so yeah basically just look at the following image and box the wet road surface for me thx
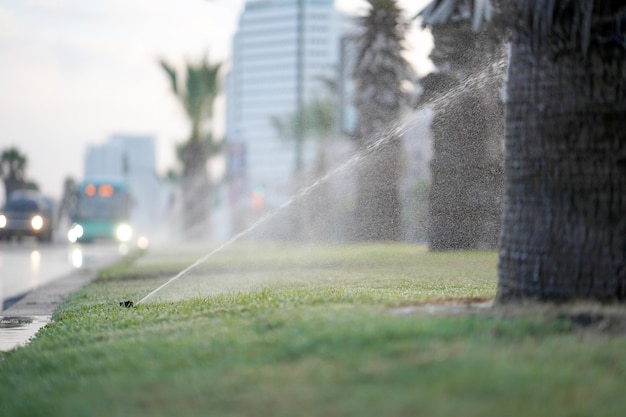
[0,239,125,351]
[0,239,123,308]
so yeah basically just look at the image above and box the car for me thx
[0,190,54,242]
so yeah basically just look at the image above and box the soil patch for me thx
[389,298,626,335]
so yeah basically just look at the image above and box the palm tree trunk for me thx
[353,135,404,241]
[423,19,506,251]
[497,38,626,301]
[182,139,211,238]
[428,86,504,250]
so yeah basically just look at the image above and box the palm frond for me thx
[353,0,415,138]
[202,63,221,110]
[185,64,204,122]
[418,0,495,31]
[314,74,338,94]
[426,0,457,26]
[416,0,439,22]
[271,115,293,140]
[472,0,493,31]
[160,54,222,150]
[368,0,400,11]
[159,59,179,95]
[510,0,626,55]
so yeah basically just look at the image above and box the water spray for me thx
[120,124,407,308]
[119,57,508,308]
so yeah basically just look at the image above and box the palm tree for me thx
[160,56,221,238]
[351,0,416,241]
[417,0,506,251]
[271,77,337,177]
[271,89,338,241]
[0,147,28,200]
[497,1,626,301]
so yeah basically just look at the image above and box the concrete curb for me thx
[0,246,126,352]
[0,269,99,352]
[1,268,98,316]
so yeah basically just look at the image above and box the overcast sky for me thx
[0,0,433,200]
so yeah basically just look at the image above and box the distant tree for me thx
[352,0,416,241]
[271,78,337,177]
[0,147,28,200]
[418,0,506,251]
[497,0,626,302]
[160,56,222,238]
[271,87,338,241]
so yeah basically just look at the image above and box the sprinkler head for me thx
[120,300,135,308]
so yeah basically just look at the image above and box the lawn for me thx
[1,242,625,417]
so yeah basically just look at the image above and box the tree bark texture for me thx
[424,22,506,251]
[182,140,212,239]
[350,1,412,242]
[428,83,504,250]
[497,37,626,301]
[353,135,404,241]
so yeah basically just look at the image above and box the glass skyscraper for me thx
[226,0,340,208]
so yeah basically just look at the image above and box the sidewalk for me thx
[1,242,234,351]
[0,242,128,352]
[0,268,99,351]
[1,267,98,316]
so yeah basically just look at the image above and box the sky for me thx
[0,0,433,200]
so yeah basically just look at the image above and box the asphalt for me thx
[1,267,98,316]
[0,253,117,352]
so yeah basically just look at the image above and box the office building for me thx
[226,0,342,207]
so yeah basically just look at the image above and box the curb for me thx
[1,268,98,316]
[0,269,99,352]
[0,246,128,352]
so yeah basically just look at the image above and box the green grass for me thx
[1,242,625,417]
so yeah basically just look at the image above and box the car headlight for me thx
[67,223,84,243]
[137,236,150,250]
[31,215,44,231]
[0,214,6,228]
[115,223,133,242]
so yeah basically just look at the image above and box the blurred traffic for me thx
[0,176,150,310]
[0,189,54,243]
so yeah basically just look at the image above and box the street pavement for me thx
[0,246,123,352]
[0,241,211,351]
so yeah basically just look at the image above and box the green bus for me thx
[67,178,134,243]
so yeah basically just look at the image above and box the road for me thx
[0,238,124,310]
